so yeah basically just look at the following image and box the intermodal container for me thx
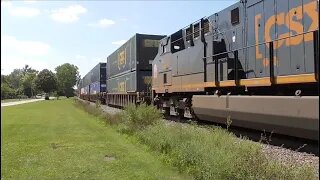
[81,62,107,93]
[107,33,165,79]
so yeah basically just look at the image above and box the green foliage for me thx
[2,63,79,100]
[138,123,316,180]
[119,103,163,133]
[21,72,37,98]
[74,100,316,180]
[6,69,23,89]
[55,63,80,97]
[1,82,15,99]
[34,69,57,93]
[1,74,8,84]
[1,65,39,99]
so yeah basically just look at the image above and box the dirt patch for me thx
[104,155,116,162]
[50,143,67,149]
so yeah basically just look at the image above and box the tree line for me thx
[1,63,80,100]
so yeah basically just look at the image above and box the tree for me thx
[1,74,7,84]
[34,69,57,94]
[55,63,80,98]
[6,69,23,89]
[22,72,37,98]
[22,64,38,75]
[1,83,15,99]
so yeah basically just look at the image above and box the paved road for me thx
[1,97,54,107]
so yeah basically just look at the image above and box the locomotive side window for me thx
[186,27,192,41]
[164,44,168,53]
[203,19,210,34]
[194,23,200,38]
[171,30,185,53]
[231,7,239,25]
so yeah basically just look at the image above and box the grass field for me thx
[1,99,189,179]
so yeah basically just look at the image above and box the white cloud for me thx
[1,35,50,56]
[1,1,41,17]
[1,1,12,9]
[88,18,115,28]
[9,6,41,17]
[75,55,85,59]
[24,0,37,3]
[1,55,49,75]
[65,56,102,78]
[112,40,126,45]
[50,5,87,23]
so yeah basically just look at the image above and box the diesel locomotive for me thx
[79,0,319,140]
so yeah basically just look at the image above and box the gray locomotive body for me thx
[152,0,319,140]
[106,33,165,107]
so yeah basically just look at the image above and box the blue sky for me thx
[1,0,237,77]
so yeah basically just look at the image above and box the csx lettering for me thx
[256,0,318,52]
[118,81,126,92]
[118,50,126,67]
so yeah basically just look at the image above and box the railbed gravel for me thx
[100,104,122,115]
[77,99,319,177]
[260,143,319,177]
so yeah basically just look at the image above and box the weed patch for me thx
[119,103,162,134]
[74,98,316,180]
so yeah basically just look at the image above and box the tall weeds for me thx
[73,98,316,180]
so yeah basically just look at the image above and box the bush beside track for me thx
[74,99,317,180]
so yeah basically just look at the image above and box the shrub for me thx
[119,103,163,133]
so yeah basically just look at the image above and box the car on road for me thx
[45,93,49,100]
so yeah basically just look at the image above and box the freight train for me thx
[79,63,107,103]
[79,0,319,140]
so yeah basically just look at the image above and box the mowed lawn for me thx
[1,99,188,179]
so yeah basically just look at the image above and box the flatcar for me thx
[152,0,319,140]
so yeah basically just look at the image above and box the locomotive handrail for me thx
[170,19,210,45]
[169,26,318,53]
[203,29,319,60]
[180,17,206,30]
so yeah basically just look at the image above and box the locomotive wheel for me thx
[163,107,170,118]
[177,108,185,121]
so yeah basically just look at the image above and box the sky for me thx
[1,0,237,78]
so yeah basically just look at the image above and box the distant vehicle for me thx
[45,93,49,100]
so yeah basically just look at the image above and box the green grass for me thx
[138,123,316,180]
[1,99,189,179]
[77,100,315,180]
